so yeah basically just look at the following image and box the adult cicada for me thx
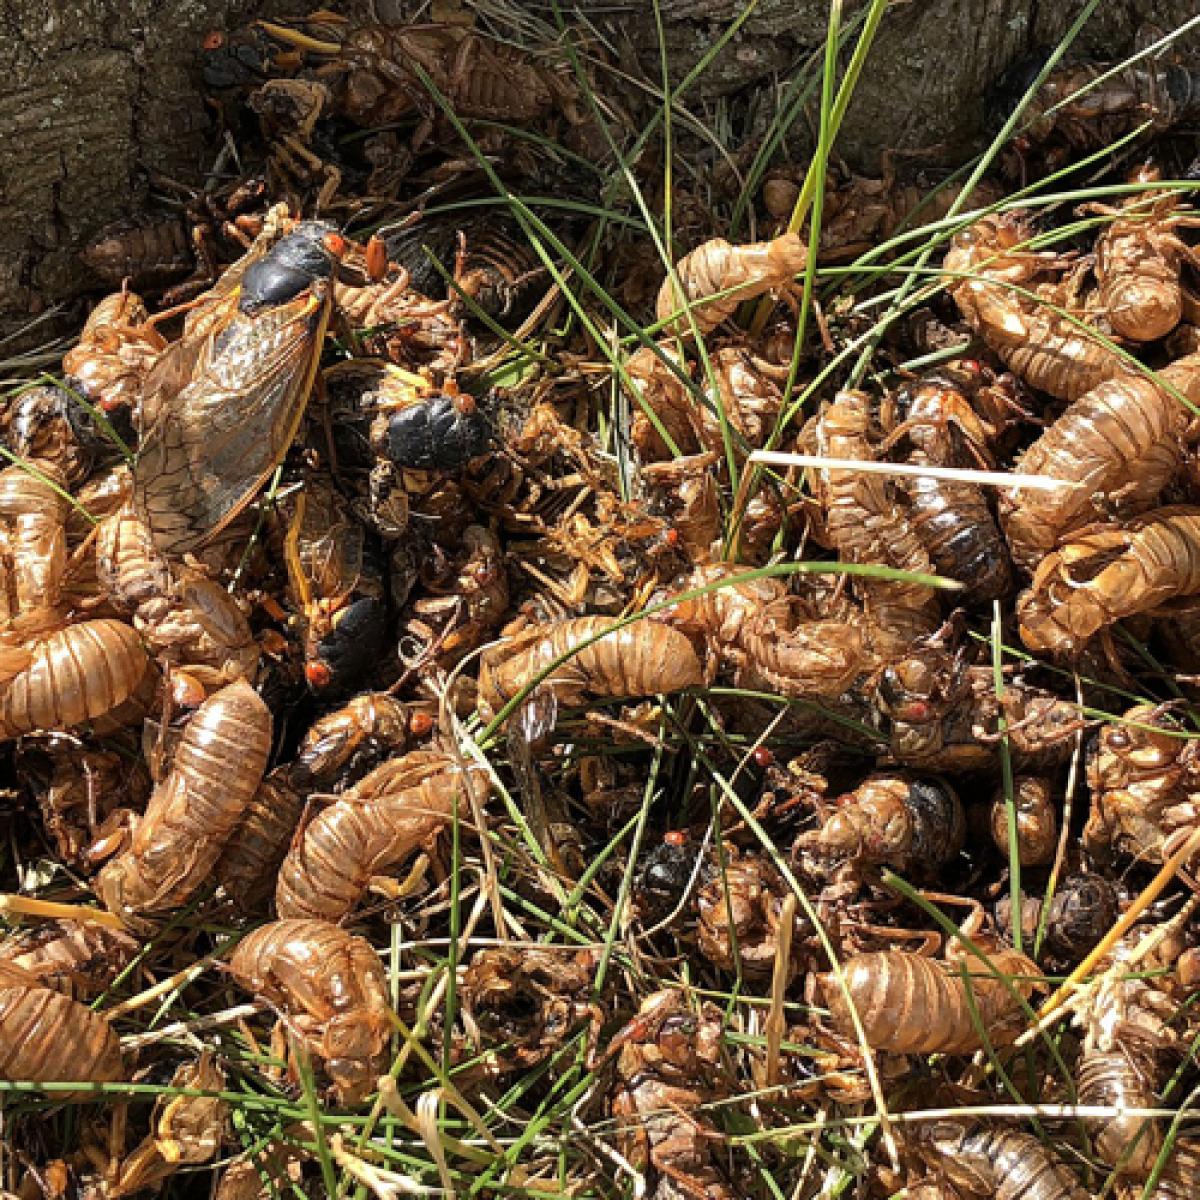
[284,474,388,697]
[133,217,345,558]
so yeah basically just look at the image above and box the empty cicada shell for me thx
[62,290,166,415]
[1084,705,1200,864]
[0,920,138,1000]
[275,752,489,922]
[96,679,272,924]
[477,616,703,727]
[696,849,809,980]
[608,990,733,1200]
[796,773,965,878]
[115,1053,229,1195]
[820,946,1041,1054]
[0,961,124,1084]
[229,919,394,1104]
[656,232,806,336]
[944,211,1125,402]
[989,776,1057,866]
[917,1120,1090,1200]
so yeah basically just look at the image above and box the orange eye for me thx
[409,712,435,737]
[305,660,334,688]
[323,232,348,259]
[202,30,225,50]
[664,830,688,847]
[664,528,681,548]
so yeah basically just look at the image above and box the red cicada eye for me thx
[961,358,983,374]
[901,700,931,722]
[664,830,688,847]
[202,29,225,51]
[444,381,475,415]
[323,232,348,260]
[752,746,774,767]
[664,528,682,548]
[305,660,334,689]
[409,712,434,737]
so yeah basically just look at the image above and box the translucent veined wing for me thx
[134,285,332,556]
[284,479,366,608]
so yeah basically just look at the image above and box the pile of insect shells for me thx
[1,9,1200,1200]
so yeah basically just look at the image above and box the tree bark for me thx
[573,0,1198,165]
[0,0,304,345]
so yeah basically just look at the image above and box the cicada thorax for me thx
[374,391,493,471]
[239,222,345,313]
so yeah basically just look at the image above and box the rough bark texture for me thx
[578,0,1199,166]
[1,0,1195,342]
[0,0,305,343]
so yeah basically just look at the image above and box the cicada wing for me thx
[134,287,331,557]
[286,478,366,606]
[303,517,366,603]
[136,221,294,425]
[136,313,224,434]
